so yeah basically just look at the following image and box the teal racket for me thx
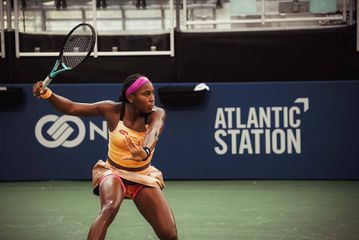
[42,23,96,88]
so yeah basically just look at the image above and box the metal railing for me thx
[6,0,358,57]
[13,0,175,58]
[0,0,4,58]
[182,0,351,31]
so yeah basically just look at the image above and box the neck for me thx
[125,103,143,122]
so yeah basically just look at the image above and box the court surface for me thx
[0,180,358,240]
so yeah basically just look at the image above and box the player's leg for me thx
[134,187,178,240]
[87,175,126,240]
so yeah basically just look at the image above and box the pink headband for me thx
[125,76,150,96]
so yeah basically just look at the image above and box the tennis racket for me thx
[42,23,96,89]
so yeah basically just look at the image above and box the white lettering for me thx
[272,129,286,154]
[224,107,236,128]
[213,99,308,156]
[214,129,228,155]
[289,106,301,128]
[251,129,263,154]
[239,130,253,154]
[228,129,240,154]
[272,107,282,128]
[258,107,271,128]
[265,129,271,154]
[215,108,227,129]
[287,129,301,154]
[236,107,246,128]
[247,108,259,128]
[283,107,288,128]
[90,121,108,140]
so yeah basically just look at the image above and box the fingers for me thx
[33,81,45,98]
[125,136,142,150]
[125,136,135,149]
[123,137,147,161]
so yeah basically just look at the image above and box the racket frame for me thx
[42,23,96,88]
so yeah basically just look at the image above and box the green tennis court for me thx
[1,180,358,240]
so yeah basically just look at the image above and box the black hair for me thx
[119,73,143,102]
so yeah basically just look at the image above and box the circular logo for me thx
[35,114,86,148]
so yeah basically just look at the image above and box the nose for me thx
[149,93,155,103]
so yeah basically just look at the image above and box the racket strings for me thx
[62,26,95,68]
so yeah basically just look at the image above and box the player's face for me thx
[133,82,155,113]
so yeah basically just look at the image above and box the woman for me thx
[33,74,178,240]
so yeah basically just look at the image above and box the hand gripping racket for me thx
[42,23,96,88]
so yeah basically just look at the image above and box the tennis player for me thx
[33,74,178,240]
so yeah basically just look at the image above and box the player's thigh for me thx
[99,175,125,208]
[134,187,176,227]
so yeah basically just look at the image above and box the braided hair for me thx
[119,73,143,103]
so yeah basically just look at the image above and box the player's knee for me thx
[158,225,177,240]
[101,200,120,219]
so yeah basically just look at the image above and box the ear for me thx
[127,95,134,104]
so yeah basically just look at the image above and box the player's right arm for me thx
[32,81,114,117]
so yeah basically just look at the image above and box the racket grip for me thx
[42,76,53,89]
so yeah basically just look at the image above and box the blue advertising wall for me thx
[0,81,358,180]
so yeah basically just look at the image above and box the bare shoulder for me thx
[152,106,166,118]
[153,106,165,113]
[96,100,119,110]
[93,100,122,117]
[96,100,117,106]
[147,106,166,124]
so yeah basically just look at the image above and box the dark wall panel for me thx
[1,25,359,83]
[11,56,176,83]
[0,58,7,83]
[175,25,359,82]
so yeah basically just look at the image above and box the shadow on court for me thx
[0,181,358,240]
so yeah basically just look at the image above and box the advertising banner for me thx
[0,81,358,180]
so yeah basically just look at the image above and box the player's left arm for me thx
[144,107,166,151]
[122,107,166,162]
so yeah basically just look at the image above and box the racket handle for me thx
[42,76,53,89]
